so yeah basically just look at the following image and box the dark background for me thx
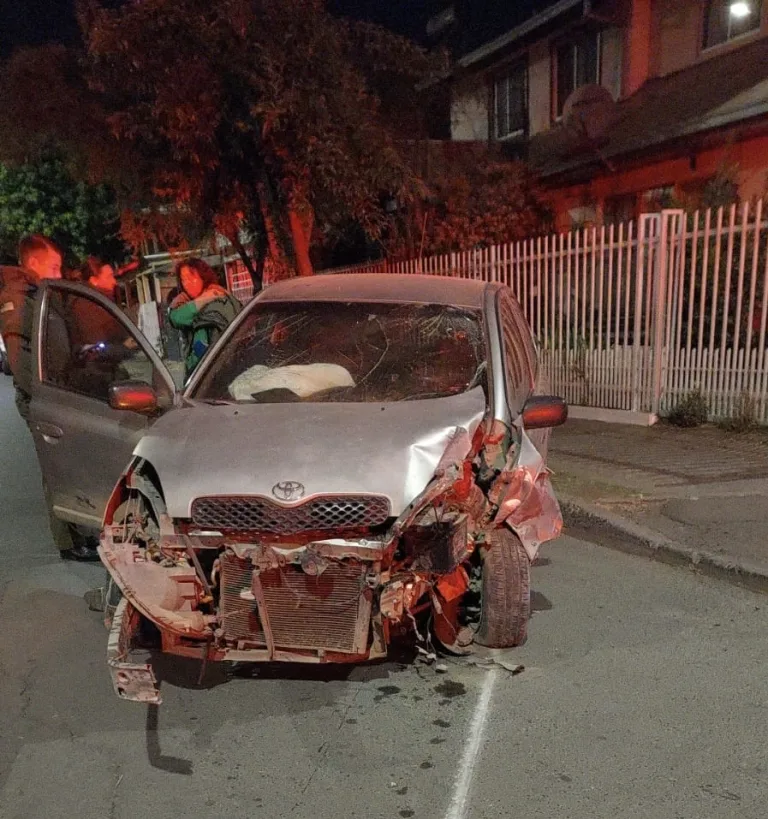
[0,0,443,56]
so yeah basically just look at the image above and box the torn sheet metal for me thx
[493,431,563,561]
[402,412,482,506]
[99,538,210,637]
[107,598,161,704]
[469,657,526,675]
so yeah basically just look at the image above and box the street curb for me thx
[559,495,768,596]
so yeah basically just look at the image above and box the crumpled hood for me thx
[135,388,487,519]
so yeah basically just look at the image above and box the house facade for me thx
[434,0,768,229]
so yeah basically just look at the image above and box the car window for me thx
[192,301,488,404]
[498,292,534,413]
[42,289,171,404]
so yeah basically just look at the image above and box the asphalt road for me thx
[1,376,767,819]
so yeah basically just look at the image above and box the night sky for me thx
[0,0,443,57]
[0,0,77,56]
[1,0,546,59]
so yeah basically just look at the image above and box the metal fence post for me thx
[649,213,668,416]
[650,210,685,416]
[633,215,655,411]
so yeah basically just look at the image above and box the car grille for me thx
[191,495,391,535]
[218,553,370,653]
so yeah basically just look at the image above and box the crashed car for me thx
[28,274,566,703]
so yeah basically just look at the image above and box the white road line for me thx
[446,669,498,819]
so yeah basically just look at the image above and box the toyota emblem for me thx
[271,481,306,502]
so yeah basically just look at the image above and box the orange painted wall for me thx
[624,0,652,96]
[547,133,768,230]
[650,0,701,77]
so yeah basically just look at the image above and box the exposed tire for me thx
[474,528,530,648]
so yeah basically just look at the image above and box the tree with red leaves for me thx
[0,0,441,287]
[392,143,553,259]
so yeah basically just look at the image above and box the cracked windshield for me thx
[193,302,488,403]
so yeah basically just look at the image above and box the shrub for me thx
[718,392,758,433]
[666,391,709,428]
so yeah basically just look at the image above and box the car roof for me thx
[256,273,494,309]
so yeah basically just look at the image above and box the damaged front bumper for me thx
[107,597,162,704]
[100,527,390,670]
[99,423,563,703]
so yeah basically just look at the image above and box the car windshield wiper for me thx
[402,390,460,401]
[187,398,234,406]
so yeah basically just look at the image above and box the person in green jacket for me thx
[168,258,241,377]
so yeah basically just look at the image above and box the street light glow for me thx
[730,2,752,18]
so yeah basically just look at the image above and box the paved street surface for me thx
[551,420,768,573]
[551,419,768,499]
[2,376,768,819]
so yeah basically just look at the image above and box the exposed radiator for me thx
[218,552,371,654]
[219,554,263,643]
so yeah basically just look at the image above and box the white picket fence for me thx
[322,203,768,423]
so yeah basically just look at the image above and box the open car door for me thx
[28,281,177,529]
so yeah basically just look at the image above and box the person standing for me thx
[0,236,95,559]
[169,258,241,377]
[69,257,128,348]
[82,256,118,301]
[0,235,62,420]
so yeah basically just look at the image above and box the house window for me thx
[555,31,601,116]
[603,193,637,226]
[641,186,676,212]
[493,63,527,140]
[704,0,762,48]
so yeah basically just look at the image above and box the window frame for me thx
[641,185,677,213]
[491,60,529,141]
[553,29,603,120]
[702,0,763,50]
[40,286,171,406]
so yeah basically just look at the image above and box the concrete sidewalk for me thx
[549,419,768,592]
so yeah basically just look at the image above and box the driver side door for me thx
[28,281,177,528]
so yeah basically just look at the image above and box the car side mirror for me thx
[109,381,158,414]
[522,395,568,429]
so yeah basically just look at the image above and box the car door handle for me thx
[36,422,64,440]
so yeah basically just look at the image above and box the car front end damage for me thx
[99,408,562,704]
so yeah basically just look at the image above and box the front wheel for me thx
[473,529,530,648]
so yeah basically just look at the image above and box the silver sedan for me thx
[28,274,567,702]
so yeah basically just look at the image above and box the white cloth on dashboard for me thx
[229,363,355,400]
